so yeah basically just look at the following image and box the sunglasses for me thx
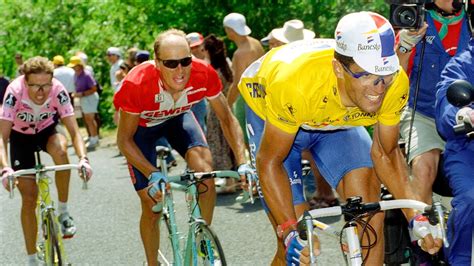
[158,56,192,69]
[27,83,52,91]
[341,63,398,87]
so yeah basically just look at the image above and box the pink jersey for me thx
[0,76,74,134]
[114,59,222,127]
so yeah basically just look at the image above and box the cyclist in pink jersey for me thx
[114,29,249,266]
[0,57,92,266]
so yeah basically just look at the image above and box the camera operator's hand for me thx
[455,107,474,126]
[398,23,428,53]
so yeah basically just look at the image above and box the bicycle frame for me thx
[8,154,84,266]
[155,151,240,265]
[298,198,448,266]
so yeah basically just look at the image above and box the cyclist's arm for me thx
[208,93,246,165]
[61,115,87,159]
[257,121,297,237]
[371,121,418,219]
[116,110,158,178]
[0,119,12,168]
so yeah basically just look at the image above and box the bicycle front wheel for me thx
[44,211,63,265]
[192,223,226,266]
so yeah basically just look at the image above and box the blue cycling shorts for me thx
[245,105,373,212]
[128,112,208,191]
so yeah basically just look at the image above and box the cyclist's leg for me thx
[443,149,474,265]
[309,127,383,265]
[246,105,309,265]
[131,125,166,266]
[400,110,445,204]
[44,125,70,203]
[165,112,214,224]
[10,130,39,255]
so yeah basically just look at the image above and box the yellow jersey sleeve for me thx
[377,70,409,126]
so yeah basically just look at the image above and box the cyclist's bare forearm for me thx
[210,94,246,165]
[62,116,87,159]
[257,123,298,235]
[117,111,157,178]
[371,123,418,219]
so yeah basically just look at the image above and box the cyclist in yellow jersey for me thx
[239,12,443,265]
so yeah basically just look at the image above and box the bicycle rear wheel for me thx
[192,223,226,266]
[45,211,63,265]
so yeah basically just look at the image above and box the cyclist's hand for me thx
[147,171,168,202]
[455,107,474,126]
[398,23,428,52]
[1,167,15,191]
[409,214,443,255]
[78,158,93,181]
[237,163,253,190]
[284,230,320,265]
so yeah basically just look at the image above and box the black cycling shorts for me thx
[9,123,62,170]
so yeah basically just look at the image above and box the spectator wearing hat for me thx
[186,32,209,134]
[135,50,150,65]
[186,32,206,60]
[68,56,100,150]
[75,51,94,77]
[53,55,76,96]
[106,47,123,92]
[261,19,315,49]
[223,12,265,148]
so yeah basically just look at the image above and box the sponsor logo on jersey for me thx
[155,94,164,103]
[141,105,192,120]
[57,91,70,105]
[245,82,265,98]
[4,93,16,107]
[345,111,377,121]
[285,103,297,116]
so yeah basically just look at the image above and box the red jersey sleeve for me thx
[205,64,222,99]
[113,80,142,114]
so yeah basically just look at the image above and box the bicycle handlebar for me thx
[6,163,87,199]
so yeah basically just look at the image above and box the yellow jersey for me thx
[238,39,409,134]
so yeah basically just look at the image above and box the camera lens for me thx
[393,5,417,28]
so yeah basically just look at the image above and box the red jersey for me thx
[114,59,222,127]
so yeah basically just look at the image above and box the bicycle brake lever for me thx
[247,173,254,204]
[81,167,88,190]
[8,175,14,199]
[433,202,449,248]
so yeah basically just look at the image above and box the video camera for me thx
[386,0,471,30]
[386,0,433,29]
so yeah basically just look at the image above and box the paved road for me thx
[0,144,347,265]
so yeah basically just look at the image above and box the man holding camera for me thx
[397,0,471,205]
[435,37,474,265]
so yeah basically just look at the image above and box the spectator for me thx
[106,47,123,92]
[68,56,100,150]
[398,0,470,204]
[186,32,206,60]
[186,31,209,133]
[223,12,265,148]
[76,51,94,77]
[126,47,138,67]
[14,53,24,77]
[202,34,236,193]
[52,55,76,97]
[135,50,150,65]
[261,19,315,49]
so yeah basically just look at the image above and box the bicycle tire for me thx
[46,211,63,266]
[192,223,226,266]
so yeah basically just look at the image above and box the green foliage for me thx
[0,0,388,127]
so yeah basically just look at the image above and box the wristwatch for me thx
[398,45,410,54]
[276,219,297,239]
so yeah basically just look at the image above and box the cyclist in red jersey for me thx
[114,29,248,265]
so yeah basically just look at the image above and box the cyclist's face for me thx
[340,62,396,113]
[26,73,53,105]
[156,36,192,94]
